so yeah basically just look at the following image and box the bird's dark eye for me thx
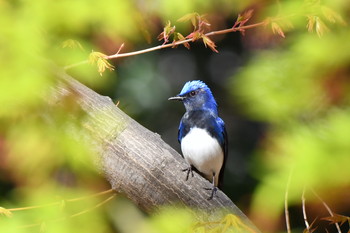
[190,91,196,97]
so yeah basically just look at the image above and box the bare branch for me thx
[311,189,342,233]
[64,20,266,71]
[302,187,311,232]
[284,168,293,233]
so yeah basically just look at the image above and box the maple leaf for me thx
[89,51,115,76]
[174,33,190,49]
[0,207,13,218]
[157,20,176,44]
[233,9,254,28]
[307,15,316,32]
[62,39,84,50]
[186,31,202,42]
[315,16,329,37]
[202,35,218,53]
[178,12,210,32]
[271,22,285,38]
[307,15,329,37]
[323,214,350,226]
[321,6,347,25]
[178,12,200,29]
[303,218,318,233]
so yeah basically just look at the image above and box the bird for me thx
[168,80,227,199]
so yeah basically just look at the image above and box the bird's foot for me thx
[204,186,218,200]
[182,166,194,181]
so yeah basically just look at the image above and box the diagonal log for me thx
[54,70,260,232]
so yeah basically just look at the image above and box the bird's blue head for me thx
[168,80,218,114]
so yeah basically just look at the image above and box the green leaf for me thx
[177,12,200,29]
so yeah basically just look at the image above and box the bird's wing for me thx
[217,117,228,188]
[177,120,184,144]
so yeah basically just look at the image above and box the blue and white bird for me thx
[168,80,227,199]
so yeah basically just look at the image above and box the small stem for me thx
[206,21,267,37]
[302,187,311,232]
[7,189,115,212]
[284,168,293,233]
[17,193,116,229]
[105,39,191,60]
[69,194,116,218]
[64,60,89,70]
[311,189,342,233]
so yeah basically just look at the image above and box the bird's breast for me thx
[181,127,223,181]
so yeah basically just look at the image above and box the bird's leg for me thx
[206,173,218,200]
[182,165,194,181]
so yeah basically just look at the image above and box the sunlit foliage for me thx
[233,0,350,230]
[1,0,349,232]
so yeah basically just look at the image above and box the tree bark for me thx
[54,70,260,232]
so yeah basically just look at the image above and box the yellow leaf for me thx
[89,51,106,64]
[89,51,115,76]
[271,22,285,38]
[321,6,347,25]
[315,17,329,37]
[62,39,84,50]
[220,214,259,233]
[177,12,199,24]
[175,33,190,49]
[307,16,316,32]
[0,207,13,217]
[202,35,218,53]
[177,12,204,30]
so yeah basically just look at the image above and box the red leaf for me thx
[322,214,350,225]
[233,9,254,28]
[157,21,176,44]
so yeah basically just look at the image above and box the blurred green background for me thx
[1,0,349,232]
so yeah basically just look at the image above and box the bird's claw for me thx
[206,186,218,200]
[182,166,194,181]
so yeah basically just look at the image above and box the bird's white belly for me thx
[181,127,223,184]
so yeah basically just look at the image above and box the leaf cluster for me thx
[88,51,115,76]
[157,13,218,52]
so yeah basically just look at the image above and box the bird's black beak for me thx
[168,96,185,101]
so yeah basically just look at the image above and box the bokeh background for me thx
[0,0,349,232]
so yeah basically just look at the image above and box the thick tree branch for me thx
[53,70,260,232]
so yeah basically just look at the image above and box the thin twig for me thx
[106,21,267,60]
[302,187,311,232]
[69,193,116,218]
[17,193,117,229]
[64,20,267,70]
[66,188,114,202]
[284,168,293,233]
[63,60,89,70]
[311,189,342,233]
[7,189,114,212]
